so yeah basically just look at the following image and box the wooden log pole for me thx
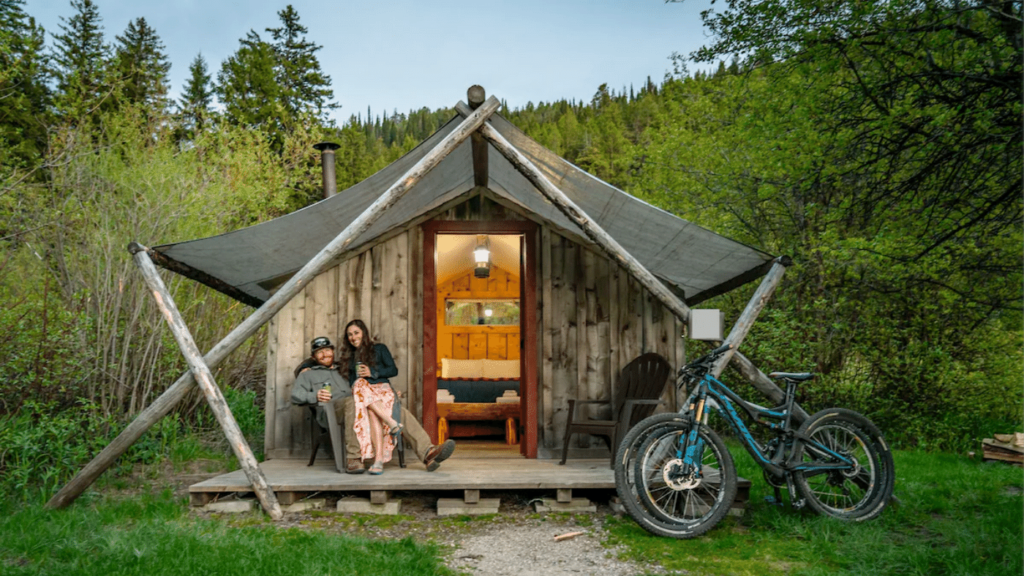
[46,97,502,510]
[129,244,283,520]
[709,260,809,424]
[459,102,690,324]
[468,85,489,188]
[710,260,787,378]
[463,103,807,420]
[730,350,810,425]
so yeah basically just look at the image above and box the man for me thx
[292,336,455,473]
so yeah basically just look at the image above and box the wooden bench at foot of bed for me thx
[437,403,521,445]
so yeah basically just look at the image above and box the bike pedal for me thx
[763,496,784,507]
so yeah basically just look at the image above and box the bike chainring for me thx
[763,469,787,488]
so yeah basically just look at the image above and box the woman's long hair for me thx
[338,319,376,377]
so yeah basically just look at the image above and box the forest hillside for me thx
[0,0,1019,498]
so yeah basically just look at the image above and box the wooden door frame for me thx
[422,219,539,458]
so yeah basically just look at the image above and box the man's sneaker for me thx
[423,439,456,472]
[345,459,366,474]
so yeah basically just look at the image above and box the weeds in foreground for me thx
[0,389,262,504]
[606,449,1024,576]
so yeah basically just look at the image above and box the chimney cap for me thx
[314,141,341,151]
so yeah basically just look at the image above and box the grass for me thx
[2,438,1019,576]
[605,447,1024,575]
[0,492,454,576]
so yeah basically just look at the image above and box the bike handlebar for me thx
[679,342,735,379]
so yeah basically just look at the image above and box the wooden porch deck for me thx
[190,445,614,498]
[189,440,751,512]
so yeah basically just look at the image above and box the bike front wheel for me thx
[793,408,894,521]
[614,413,692,533]
[631,420,738,538]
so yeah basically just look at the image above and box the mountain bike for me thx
[614,343,895,539]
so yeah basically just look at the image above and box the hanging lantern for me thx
[473,235,491,278]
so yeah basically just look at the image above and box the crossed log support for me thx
[45,96,503,512]
[454,101,806,422]
[129,243,283,520]
[48,90,798,513]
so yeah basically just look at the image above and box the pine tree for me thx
[265,5,335,121]
[51,0,110,121]
[0,0,51,173]
[113,17,171,113]
[216,31,282,136]
[177,53,213,141]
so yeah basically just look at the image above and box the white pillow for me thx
[482,359,520,379]
[441,358,484,379]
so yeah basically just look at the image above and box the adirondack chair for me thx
[308,405,346,471]
[558,352,672,467]
[308,404,405,471]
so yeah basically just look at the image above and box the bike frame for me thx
[677,372,856,479]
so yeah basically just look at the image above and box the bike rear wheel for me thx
[631,420,737,538]
[793,408,894,521]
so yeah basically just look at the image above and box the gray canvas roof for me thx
[153,109,775,307]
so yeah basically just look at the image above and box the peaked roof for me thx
[153,108,774,307]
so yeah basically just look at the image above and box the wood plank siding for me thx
[264,195,686,460]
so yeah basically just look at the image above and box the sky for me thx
[27,0,717,124]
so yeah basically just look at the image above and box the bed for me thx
[437,359,521,444]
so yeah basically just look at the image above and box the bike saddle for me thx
[768,372,815,381]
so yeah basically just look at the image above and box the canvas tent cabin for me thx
[151,92,775,462]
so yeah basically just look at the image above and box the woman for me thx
[339,319,403,475]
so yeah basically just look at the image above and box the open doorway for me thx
[422,221,538,458]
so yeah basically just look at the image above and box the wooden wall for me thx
[264,193,686,459]
[537,227,686,456]
[436,267,521,372]
[264,230,422,459]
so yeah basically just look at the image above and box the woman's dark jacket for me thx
[346,343,398,385]
[348,343,401,422]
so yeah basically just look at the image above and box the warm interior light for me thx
[473,247,490,264]
[474,235,491,278]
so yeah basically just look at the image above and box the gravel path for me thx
[446,519,653,576]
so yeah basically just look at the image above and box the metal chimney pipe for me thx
[313,141,341,199]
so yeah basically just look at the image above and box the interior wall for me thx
[436,266,521,373]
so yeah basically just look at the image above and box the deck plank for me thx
[191,457,617,493]
[190,455,752,496]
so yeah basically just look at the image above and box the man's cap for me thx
[310,336,334,355]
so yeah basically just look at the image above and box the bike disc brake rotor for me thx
[662,459,701,490]
[840,455,861,479]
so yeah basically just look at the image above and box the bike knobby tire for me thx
[614,413,692,534]
[793,408,894,521]
[624,417,737,538]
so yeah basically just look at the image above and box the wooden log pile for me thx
[982,433,1024,466]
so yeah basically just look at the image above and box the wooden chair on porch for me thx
[307,404,405,471]
[559,352,672,467]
